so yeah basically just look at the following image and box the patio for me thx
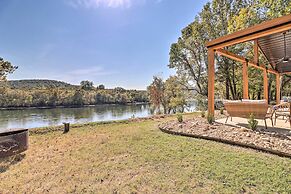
[216,116,291,136]
[206,14,291,129]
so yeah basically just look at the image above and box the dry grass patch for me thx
[0,113,290,193]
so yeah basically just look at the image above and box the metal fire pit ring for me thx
[0,129,29,158]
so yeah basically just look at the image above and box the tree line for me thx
[0,80,148,109]
[0,87,148,108]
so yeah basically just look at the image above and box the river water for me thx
[0,102,198,131]
[0,104,152,130]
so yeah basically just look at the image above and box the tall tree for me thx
[80,80,94,90]
[147,76,167,114]
[0,57,17,80]
[165,76,187,113]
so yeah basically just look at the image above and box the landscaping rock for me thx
[159,118,291,156]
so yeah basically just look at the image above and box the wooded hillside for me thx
[0,79,77,89]
[0,79,148,108]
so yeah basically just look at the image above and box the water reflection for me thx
[0,104,151,130]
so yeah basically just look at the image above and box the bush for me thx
[248,113,258,130]
[201,111,205,118]
[220,107,224,114]
[177,113,183,123]
[207,113,215,124]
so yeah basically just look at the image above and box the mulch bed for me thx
[159,117,291,158]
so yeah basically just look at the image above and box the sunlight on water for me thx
[0,104,151,130]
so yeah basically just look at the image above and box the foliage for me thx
[97,84,105,90]
[80,80,94,90]
[72,89,84,106]
[0,57,17,81]
[147,76,167,114]
[147,76,188,114]
[177,113,183,123]
[248,113,258,130]
[168,0,291,102]
[207,113,215,124]
[201,111,205,118]
[0,81,148,108]
[0,79,77,89]
[165,76,187,113]
[220,107,224,115]
[114,87,126,92]
[196,94,208,111]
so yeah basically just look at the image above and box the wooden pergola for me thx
[206,14,291,116]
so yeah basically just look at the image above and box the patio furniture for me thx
[223,100,274,129]
[274,102,291,127]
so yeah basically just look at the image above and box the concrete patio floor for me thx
[216,116,291,136]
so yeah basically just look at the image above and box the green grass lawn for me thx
[1,114,291,193]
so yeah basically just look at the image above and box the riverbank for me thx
[1,113,290,193]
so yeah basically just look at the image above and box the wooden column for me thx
[254,39,259,64]
[276,74,281,104]
[263,68,268,102]
[208,49,215,116]
[242,62,249,99]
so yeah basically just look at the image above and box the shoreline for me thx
[29,113,198,135]
[0,102,149,111]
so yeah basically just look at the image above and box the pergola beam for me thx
[280,72,291,75]
[216,48,279,75]
[206,15,291,50]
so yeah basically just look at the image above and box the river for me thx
[0,104,152,130]
[0,102,198,131]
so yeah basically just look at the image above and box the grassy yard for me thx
[0,114,290,193]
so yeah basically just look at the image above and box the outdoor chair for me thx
[274,102,291,127]
[223,100,273,129]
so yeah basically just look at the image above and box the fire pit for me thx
[0,129,28,158]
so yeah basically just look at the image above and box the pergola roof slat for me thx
[258,30,291,73]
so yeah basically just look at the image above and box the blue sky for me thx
[0,0,208,89]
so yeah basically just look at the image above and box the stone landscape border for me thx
[159,123,291,159]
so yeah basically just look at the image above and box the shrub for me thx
[201,111,205,118]
[177,113,183,123]
[248,113,258,130]
[220,107,224,114]
[207,113,215,124]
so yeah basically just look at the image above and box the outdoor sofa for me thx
[223,99,273,129]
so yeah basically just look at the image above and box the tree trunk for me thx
[225,76,230,99]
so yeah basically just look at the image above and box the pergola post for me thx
[276,74,281,104]
[208,49,215,116]
[242,62,249,99]
[263,68,268,102]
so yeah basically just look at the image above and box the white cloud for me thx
[52,66,117,84]
[67,0,132,9]
[67,66,115,76]
[66,0,163,9]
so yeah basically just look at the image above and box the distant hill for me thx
[1,79,78,89]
